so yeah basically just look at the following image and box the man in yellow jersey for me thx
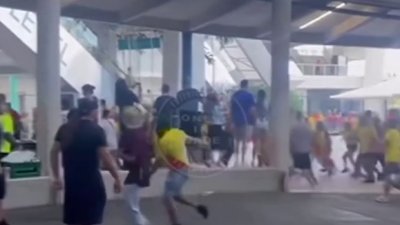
[152,128,209,225]
[353,115,378,180]
[376,120,400,203]
[0,100,16,225]
[0,101,13,157]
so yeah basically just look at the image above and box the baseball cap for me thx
[82,84,95,92]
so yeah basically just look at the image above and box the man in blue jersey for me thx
[230,80,256,166]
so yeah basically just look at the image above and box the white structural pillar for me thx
[270,0,292,171]
[162,31,182,95]
[96,27,118,105]
[36,0,62,175]
[189,34,206,92]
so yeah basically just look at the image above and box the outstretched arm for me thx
[50,142,61,181]
[186,136,210,151]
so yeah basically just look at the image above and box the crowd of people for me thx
[2,77,400,225]
[290,108,400,203]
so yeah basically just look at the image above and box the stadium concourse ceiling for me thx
[2,0,400,47]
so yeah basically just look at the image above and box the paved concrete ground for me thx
[8,192,400,225]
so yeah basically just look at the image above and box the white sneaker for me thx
[375,195,390,203]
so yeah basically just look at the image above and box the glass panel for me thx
[61,18,98,52]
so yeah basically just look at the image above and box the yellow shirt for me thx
[385,129,400,163]
[343,130,358,145]
[357,126,378,153]
[158,129,189,168]
[315,131,327,148]
[0,113,14,153]
[309,117,317,131]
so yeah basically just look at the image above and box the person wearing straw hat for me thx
[119,104,154,225]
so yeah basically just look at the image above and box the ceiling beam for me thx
[0,65,23,74]
[189,0,253,31]
[127,16,188,31]
[338,0,400,9]
[62,6,119,23]
[256,3,314,38]
[200,24,259,39]
[120,0,171,23]
[325,6,388,43]
[0,0,34,11]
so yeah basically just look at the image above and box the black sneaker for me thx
[341,168,349,173]
[196,205,209,219]
[0,220,9,225]
[364,179,375,184]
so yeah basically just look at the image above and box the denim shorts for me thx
[164,169,189,197]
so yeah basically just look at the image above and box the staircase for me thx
[213,38,304,88]
[0,7,115,98]
[117,34,238,90]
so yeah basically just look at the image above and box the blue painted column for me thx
[9,75,21,112]
[181,32,205,92]
[182,32,192,89]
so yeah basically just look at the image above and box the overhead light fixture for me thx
[299,2,346,30]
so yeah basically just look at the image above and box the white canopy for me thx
[331,78,400,99]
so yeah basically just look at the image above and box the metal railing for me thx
[297,63,347,76]
[61,18,129,78]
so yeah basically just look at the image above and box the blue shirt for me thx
[230,89,255,126]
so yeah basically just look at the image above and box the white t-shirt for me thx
[99,118,118,150]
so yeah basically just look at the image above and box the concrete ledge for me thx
[5,168,284,209]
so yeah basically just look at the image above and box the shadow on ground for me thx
[8,192,400,225]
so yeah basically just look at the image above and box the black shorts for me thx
[208,125,224,150]
[292,153,311,170]
[384,163,400,176]
[346,143,358,152]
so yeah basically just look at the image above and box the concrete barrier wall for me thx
[5,168,284,209]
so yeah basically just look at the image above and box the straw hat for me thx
[121,104,147,129]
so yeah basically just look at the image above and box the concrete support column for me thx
[36,0,62,175]
[270,0,292,171]
[97,28,118,105]
[162,31,182,96]
[189,34,206,92]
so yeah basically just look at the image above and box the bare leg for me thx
[252,138,259,167]
[342,151,349,172]
[376,178,392,203]
[241,140,247,166]
[163,196,180,225]
[352,154,363,178]
[233,139,240,166]
[302,170,318,187]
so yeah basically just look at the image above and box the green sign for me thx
[118,37,161,50]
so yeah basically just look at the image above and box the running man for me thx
[152,128,209,225]
[341,122,358,173]
[376,119,400,203]
[290,111,317,186]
